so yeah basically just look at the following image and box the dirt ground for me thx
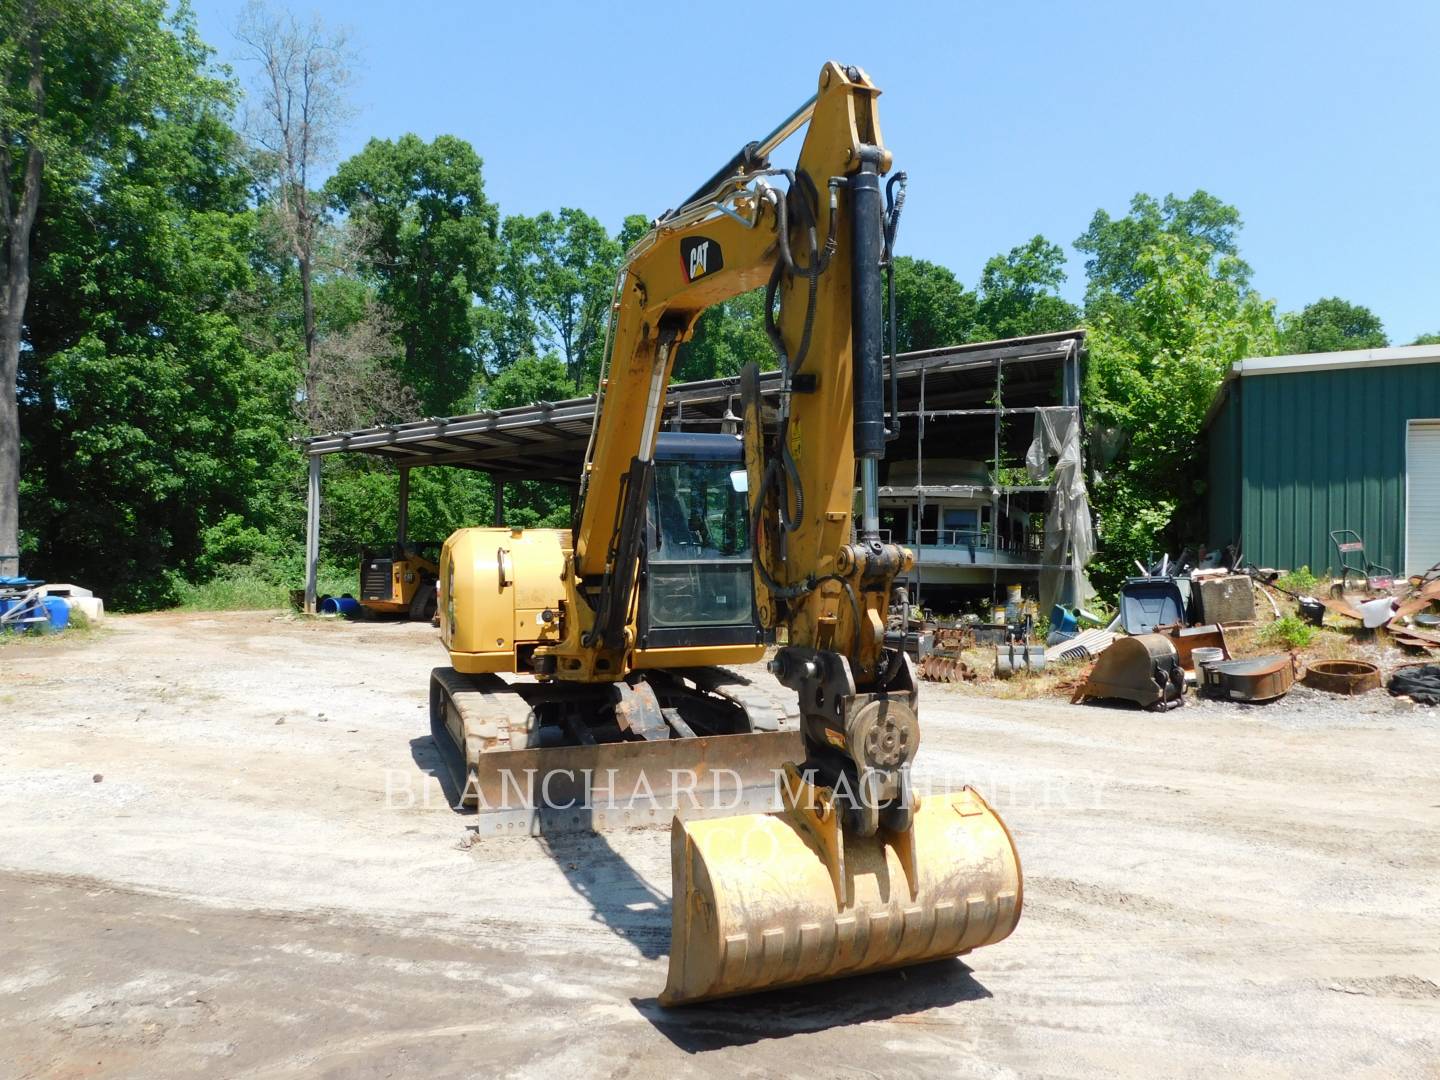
[2,611,1438,1079]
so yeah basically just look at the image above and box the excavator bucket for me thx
[660,787,1022,1006]
[1072,633,1185,711]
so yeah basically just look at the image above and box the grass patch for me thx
[173,563,355,612]
[0,605,108,649]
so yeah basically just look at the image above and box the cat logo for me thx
[680,236,723,283]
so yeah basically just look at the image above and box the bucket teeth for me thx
[660,787,1022,1006]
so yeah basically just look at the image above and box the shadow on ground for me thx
[411,732,673,959]
[634,959,990,1051]
[540,831,672,960]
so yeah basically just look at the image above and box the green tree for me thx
[617,212,651,252]
[1412,331,1440,345]
[889,256,978,352]
[1084,234,1277,585]
[482,353,578,409]
[326,133,500,416]
[499,208,621,390]
[973,235,1080,340]
[16,5,298,606]
[1076,191,1248,309]
[3,0,215,577]
[673,289,773,382]
[1277,297,1387,353]
[476,354,575,528]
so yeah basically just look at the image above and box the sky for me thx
[188,0,1440,343]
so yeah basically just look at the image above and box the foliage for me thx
[1258,614,1316,650]
[888,257,978,352]
[1278,297,1387,354]
[3,0,233,578]
[326,133,500,416]
[1411,331,1440,346]
[673,289,774,382]
[16,3,300,609]
[1077,191,1248,310]
[1081,198,1278,588]
[973,236,1080,340]
[1274,565,1320,593]
[498,208,620,390]
[173,555,353,611]
[7,11,1403,617]
[483,353,577,409]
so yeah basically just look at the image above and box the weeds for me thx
[1274,565,1321,594]
[1258,615,1317,650]
[173,561,355,612]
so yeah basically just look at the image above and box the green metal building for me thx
[1204,345,1440,577]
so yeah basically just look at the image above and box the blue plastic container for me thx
[0,594,69,632]
[1050,604,1078,636]
[319,594,361,618]
[41,595,70,631]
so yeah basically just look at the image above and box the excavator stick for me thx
[660,787,1022,1005]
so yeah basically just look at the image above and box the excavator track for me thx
[429,667,804,836]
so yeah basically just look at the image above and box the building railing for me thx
[879,527,1043,555]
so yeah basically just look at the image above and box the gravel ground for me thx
[2,611,1438,1078]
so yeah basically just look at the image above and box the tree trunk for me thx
[0,23,44,579]
[300,245,316,427]
[0,319,23,580]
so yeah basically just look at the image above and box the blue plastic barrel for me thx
[41,595,70,631]
[1050,604,1078,635]
[319,594,361,618]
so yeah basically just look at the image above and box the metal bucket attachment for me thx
[995,642,1045,678]
[1072,633,1184,711]
[660,787,1022,1006]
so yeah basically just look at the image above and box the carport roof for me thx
[300,329,1085,483]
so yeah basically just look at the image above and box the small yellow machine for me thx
[431,62,1020,1005]
[359,545,438,620]
[359,470,438,620]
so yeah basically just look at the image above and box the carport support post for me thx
[397,466,410,547]
[304,454,321,614]
[493,480,505,526]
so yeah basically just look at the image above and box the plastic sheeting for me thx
[1026,406,1094,613]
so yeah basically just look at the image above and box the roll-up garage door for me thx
[1408,420,1440,576]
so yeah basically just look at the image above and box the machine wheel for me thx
[409,577,438,621]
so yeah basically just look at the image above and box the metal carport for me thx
[298,330,1086,612]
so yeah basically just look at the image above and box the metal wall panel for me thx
[1205,385,1242,547]
[1233,363,1440,574]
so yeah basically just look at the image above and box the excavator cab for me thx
[641,433,757,651]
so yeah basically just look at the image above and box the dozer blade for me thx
[660,787,1022,1006]
[459,732,806,836]
[430,668,805,836]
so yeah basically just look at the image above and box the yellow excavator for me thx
[430,62,1021,1006]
